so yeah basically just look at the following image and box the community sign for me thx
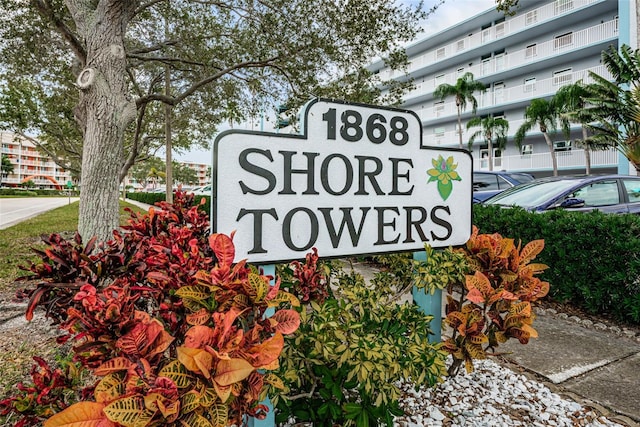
[213,98,472,264]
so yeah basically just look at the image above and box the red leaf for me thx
[272,309,300,334]
[209,234,235,267]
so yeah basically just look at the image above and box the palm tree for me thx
[554,80,605,174]
[147,167,166,190]
[434,72,486,149]
[466,116,509,171]
[581,45,640,175]
[515,98,560,176]
[1,154,14,186]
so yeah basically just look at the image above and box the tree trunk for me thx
[487,131,494,172]
[456,104,463,149]
[543,132,558,176]
[74,1,138,242]
[582,127,591,175]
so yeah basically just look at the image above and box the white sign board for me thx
[213,99,472,263]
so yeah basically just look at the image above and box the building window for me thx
[553,68,572,86]
[495,53,505,72]
[554,32,573,49]
[457,39,465,51]
[525,43,537,59]
[524,77,536,93]
[434,101,445,117]
[555,0,573,15]
[436,47,445,59]
[521,144,533,155]
[457,67,465,76]
[434,74,445,86]
[434,127,445,137]
[495,22,505,38]
[553,140,572,151]
[525,10,538,25]
[493,82,504,104]
[482,28,491,43]
[482,58,492,76]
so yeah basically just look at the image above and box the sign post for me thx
[212,98,472,425]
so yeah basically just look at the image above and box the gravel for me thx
[394,358,625,427]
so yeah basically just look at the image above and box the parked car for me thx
[483,175,640,214]
[473,171,535,202]
[192,184,211,195]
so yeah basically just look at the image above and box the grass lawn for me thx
[0,200,146,293]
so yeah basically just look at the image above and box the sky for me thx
[173,0,496,164]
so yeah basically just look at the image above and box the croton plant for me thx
[0,191,302,427]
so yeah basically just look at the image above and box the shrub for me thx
[275,254,447,427]
[1,191,300,427]
[473,204,640,324]
[126,192,210,215]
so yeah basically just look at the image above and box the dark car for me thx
[483,175,640,214]
[473,171,535,203]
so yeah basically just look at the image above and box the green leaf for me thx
[438,180,454,201]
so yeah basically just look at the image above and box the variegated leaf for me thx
[180,390,200,415]
[95,372,126,403]
[43,402,114,427]
[248,272,269,302]
[103,396,146,427]
[175,285,211,302]
[208,403,229,427]
[159,360,192,388]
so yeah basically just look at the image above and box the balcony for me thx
[415,64,612,125]
[379,0,606,80]
[473,148,618,172]
[404,19,617,102]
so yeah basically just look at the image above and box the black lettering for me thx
[283,207,319,251]
[320,154,354,195]
[374,207,400,245]
[318,207,371,248]
[239,148,276,195]
[430,206,453,241]
[390,158,414,195]
[403,206,429,243]
[236,208,278,254]
[355,156,384,195]
[279,151,320,195]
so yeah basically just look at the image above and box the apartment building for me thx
[0,132,73,189]
[181,161,210,187]
[371,0,635,176]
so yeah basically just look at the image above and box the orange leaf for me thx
[186,308,211,326]
[214,358,254,386]
[44,402,114,427]
[248,333,284,368]
[177,347,213,379]
[466,288,485,304]
[95,357,135,376]
[209,233,235,267]
[519,239,544,264]
[184,325,216,349]
[272,309,300,334]
[213,381,232,403]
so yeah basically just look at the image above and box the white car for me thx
[192,185,211,195]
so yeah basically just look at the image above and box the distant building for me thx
[180,161,210,187]
[370,0,634,176]
[0,132,73,189]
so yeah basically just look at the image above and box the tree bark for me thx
[543,132,558,176]
[582,127,591,175]
[73,0,139,242]
[456,103,463,149]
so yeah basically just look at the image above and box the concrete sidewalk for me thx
[498,310,640,426]
[348,260,640,426]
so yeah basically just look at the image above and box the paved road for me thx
[0,197,79,230]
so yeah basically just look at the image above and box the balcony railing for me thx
[405,19,617,100]
[380,0,602,80]
[473,148,618,171]
[415,64,612,125]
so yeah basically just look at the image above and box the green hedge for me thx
[0,188,79,197]
[473,204,640,324]
[126,192,211,216]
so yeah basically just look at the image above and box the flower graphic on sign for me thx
[427,155,461,201]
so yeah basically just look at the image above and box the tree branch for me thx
[31,0,87,65]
